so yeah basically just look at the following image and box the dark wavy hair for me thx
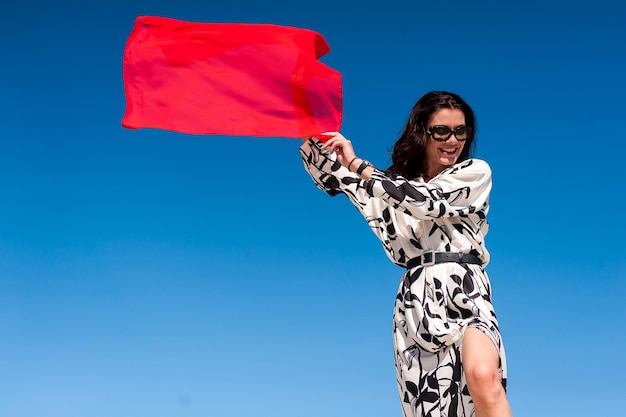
[385,91,477,180]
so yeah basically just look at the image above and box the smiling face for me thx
[424,108,467,179]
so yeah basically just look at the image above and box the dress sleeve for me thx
[365,159,492,220]
[300,138,400,257]
[299,138,370,201]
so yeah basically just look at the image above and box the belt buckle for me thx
[421,251,436,267]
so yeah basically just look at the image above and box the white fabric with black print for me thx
[300,138,507,417]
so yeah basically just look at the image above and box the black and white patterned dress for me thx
[300,139,507,417]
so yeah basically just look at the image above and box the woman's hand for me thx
[320,132,357,169]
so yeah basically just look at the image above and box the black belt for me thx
[406,252,482,269]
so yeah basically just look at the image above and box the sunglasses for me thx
[427,125,471,142]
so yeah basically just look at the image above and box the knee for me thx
[465,362,504,405]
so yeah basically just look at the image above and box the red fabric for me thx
[122,16,342,138]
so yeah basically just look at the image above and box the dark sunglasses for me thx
[427,125,471,141]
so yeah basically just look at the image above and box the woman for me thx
[300,91,512,417]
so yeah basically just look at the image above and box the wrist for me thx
[356,159,372,175]
[347,157,360,172]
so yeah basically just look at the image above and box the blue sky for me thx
[1,0,625,416]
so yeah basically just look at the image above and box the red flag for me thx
[121,16,342,138]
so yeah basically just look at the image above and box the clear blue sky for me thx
[1,1,625,416]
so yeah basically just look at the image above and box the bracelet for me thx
[346,157,359,172]
[356,160,372,175]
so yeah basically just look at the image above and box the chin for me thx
[441,157,459,165]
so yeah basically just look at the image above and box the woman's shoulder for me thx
[448,158,491,176]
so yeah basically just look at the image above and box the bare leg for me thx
[462,328,513,417]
